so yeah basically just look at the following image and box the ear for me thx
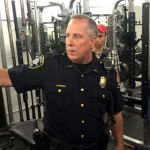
[105,35,108,41]
[90,36,96,48]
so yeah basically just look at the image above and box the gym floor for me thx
[0,107,144,150]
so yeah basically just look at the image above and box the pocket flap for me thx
[48,84,72,94]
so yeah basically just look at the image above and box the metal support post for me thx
[142,2,150,148]
[128,12,136,88]
[113,0,125,50]
[0,7,14,124]
[83,0,90,13]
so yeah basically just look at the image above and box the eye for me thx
[74,34,79,38]
[74,34,81,39]
[97,35,103,38]
[66,34,69,38]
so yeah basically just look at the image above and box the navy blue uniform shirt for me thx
[8,52,123,145]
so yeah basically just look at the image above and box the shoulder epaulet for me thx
[45,51,59,58]
[46,51,66,58]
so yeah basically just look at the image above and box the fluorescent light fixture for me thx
[36,0,145,7]
[90,0,145,7]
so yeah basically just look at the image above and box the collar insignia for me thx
[99,76,106,88]
[68,65,72,68]
[94,69,97,72]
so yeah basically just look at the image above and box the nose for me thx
[96,37,99,42]
[66,36,74,46]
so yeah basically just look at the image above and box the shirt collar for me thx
[62,52,104,75]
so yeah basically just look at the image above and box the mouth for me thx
[68,50,76,54]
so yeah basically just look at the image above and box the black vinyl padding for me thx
[9,119,43,146]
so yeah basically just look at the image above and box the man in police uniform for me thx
[0,14,123,150]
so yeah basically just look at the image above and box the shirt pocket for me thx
[92,87,108,115]
[47,83,73,108]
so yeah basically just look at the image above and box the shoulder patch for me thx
[28,55,44,69]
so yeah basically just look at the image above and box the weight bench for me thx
[9,119,44,148]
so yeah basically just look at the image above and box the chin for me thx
[68,55,77,62]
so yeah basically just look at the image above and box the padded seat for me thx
[9,119,44,147]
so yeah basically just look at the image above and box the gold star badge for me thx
[99,76,106,88]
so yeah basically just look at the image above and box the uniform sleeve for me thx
[8,55,47,93]
[109,70,124,114]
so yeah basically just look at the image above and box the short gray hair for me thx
[71,14,97,37]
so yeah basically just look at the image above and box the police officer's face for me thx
[94,30,107,49]
[66,19,96,64]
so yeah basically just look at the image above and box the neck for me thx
[72,52,93,64]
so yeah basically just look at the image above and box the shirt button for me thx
[68,65,72,68]
[81,135,84,139]
[81,74,84,77]
[81,104,84,107]
[81,88,84,92]
[58,89,61,93]
[81,120,85,124]
[100,61,103,64]
[102,94,105,98]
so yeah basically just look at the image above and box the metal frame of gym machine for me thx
[141,1,150,149]
[112,0,150,149]
[113,0,150,149]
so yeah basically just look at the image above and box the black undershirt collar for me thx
[75,62,91,73]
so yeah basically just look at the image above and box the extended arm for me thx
[116,72,121,83]
[0,69,13,87]
[109,111,123,150]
